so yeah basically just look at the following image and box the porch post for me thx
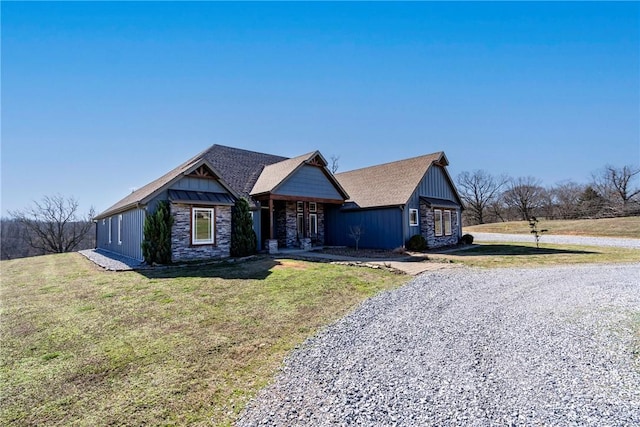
[267,197,279,254]
[269,197,274,240]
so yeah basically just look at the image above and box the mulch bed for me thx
[319,247,407,259]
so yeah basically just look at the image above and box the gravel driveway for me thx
[236,263,640,426]
[471,232,640,249]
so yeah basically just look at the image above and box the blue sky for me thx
[2,1,639,216]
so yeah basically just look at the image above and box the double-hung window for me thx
[192,207,215,245]
[434,209,443,237]
[108,217,112,244]
[444,211,452,236]
[409,209,419,227]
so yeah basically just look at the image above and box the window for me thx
[309,202,317,213]
[434,209,443,237]
[409,209,419,226]
[118,215,123,245]
[309,213,318,236]
[296,201,304,212]
[108,217,112,244]
[444,210,452,236]
[192,208,215,245]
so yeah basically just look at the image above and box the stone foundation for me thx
[170,203,231,262]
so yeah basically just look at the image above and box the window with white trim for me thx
[444,210,452,236]
[434,209,443,237]
[309,202,317,213]
[409,209,419,226]
[296,201,304,212]
[108,217,112,244]
[192,207,215,245]
[309,213,318,236]
[118,214,123,245]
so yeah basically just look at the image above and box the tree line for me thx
[1,195,95,260]
[457,164,640,225]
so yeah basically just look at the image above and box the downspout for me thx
[400,205,406,249]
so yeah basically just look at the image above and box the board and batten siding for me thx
[405,165,461,241]
[96,208,145,261]
[169,176,227,193]
[274,165,343,200]
[325,206,403,249]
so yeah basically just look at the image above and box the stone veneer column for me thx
[170,203,232,262]
[316,204,325,245]
[285,202,298,248]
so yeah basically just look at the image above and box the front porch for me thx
[257,197,342,254]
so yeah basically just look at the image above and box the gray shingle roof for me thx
[95,145,287,219]
[334,152,447,209]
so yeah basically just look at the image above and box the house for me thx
[93,145,348,261]
[325,152,464,250]
[93,145,463,262]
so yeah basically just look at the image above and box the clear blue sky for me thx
[2,1,639,216]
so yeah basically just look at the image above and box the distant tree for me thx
[9,195,94,254]
[456,170,509,225]
[141,201,174,265]
[502,177,545,221]
[329,155,340,174]
[592,165,640,215]
[230,198,257,257]
[577,186,607,218]
[551,181,585,219]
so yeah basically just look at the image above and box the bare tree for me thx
[348,225,364,251]
[592,165,640,215]
[456,170,508,225]
[551,181,585,219]
[329,155,340,174]
[502,177,545,221]
[9,195,95,254]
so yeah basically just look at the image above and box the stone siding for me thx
[285,202,298,248]
[315,203,325,246]
[420,202,460,248]
[171,203,231,262]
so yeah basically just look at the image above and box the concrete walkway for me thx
[79,247,462,276]
[278,249,461,276]
[79,249,144,271]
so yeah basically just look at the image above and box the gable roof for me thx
[95,145,287,219]
[203,145,288,198]
[335,152,456,209]
[250,151,349,199]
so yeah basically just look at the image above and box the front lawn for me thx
[0,253,408,426]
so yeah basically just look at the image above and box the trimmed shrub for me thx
[406,234,427,251]
[141,201,174,265]
[230,198,257,257]
[460,233,474,245]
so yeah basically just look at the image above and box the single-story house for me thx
[93,145,463,262]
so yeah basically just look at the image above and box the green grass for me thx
[0,254,408,426]
[464,217,640,238]
[430,241,640,268]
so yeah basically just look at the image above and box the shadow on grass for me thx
[449,244,598,257]
[138,257,280,280]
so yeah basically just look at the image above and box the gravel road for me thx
[471,232,640,249]
[236,263,640,426]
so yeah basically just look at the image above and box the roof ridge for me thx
[209,144,289,160]
[336,151,443,176]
